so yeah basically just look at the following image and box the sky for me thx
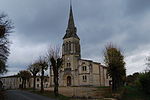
[0,0,150,76]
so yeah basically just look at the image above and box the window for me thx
[109,81,112,85]
[82,75,87,82]
[45,84,48,88]
[106,73,109,79]
[67,42,69,52]
[85,66,87,71]
[45,79,48,82]
[82,66,87,71]
[106,70,109,79]
[37,78,39,82]
[67,62,71,68]
[75,43,78,52]
[69,41,71,51]
[37,84,39,88]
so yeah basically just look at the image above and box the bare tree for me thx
[28,62,40,90]
[47,47,63,96]
[18,70,31,89]
[145,56,150,72]
[36,57,48,93]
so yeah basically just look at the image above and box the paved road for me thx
[5,90,55,100]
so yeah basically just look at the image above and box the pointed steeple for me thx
[63,1,79,39]
[68,2,75,29]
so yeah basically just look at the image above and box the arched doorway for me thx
[67,76,71,86]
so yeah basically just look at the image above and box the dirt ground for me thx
[45,87,110,98]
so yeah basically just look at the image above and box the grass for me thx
[24,89,70,100]
[21,88,33,91]
[101,86,150,100]
[96,86,113,98]
[23,86,150,100]
[97,86,110,89]
[33,91,70,100]
[0,91,5,100]
[122,86,150,100]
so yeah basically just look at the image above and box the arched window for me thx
[82,76,84,80]
[77,44,79,53]
[67,62,71,68]
[85,66,87,71]
[45,79,48,82]
[85,75,87,80]
[82,75,87,82]
[82,66,87,71]
[66,42,68,52]
[75,43,78,52]
[69,41,71,51]
[67,76,71,86]
[37,78,39,82]
[106,71,109,79]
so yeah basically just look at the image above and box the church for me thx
[50,4,111,87]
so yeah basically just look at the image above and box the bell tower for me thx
[62,2,81,71]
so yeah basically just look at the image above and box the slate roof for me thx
[63,4,79,39]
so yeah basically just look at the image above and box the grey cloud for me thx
[125,0,150,16]
[0,0,150,75]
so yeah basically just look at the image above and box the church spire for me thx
[63,1,79,39]
[68,0,75,29]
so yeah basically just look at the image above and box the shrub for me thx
[139,72,150,94]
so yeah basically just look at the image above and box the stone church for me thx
[50,4,111,87]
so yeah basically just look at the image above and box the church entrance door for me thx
[67,76,71,86]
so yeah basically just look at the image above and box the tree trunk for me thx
[54,77,58,96]
[54,85,58,96]
[54,70,59,97]
[112,76,117,92]
[28,79,30,88]
[33,75,36,90]
[21,79,24,89]
[23,80,25,89]
[112,77,115,92]
[24,80,26,89]
[41,68,44,93]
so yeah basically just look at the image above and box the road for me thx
[5,90,55,100]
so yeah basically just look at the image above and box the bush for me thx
[0,91,4,100]
[139,72,150,94]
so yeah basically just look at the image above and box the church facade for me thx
[50,5,111,87]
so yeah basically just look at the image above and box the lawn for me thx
[23,86,150,100]
[0,91,5,100]
[122,86,150,100]
[26,89,70,100]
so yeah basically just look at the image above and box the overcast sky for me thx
[0,0,150,76]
